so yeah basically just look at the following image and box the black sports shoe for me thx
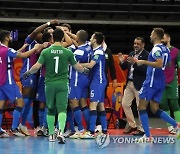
[132,130,145,136]
[123,126,137,134]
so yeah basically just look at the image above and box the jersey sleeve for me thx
[38,49,45,65]
[25,35,34,44]
[69,51,77,65]
[152,46,163,60]
[74,49,84,61]
[91,49,103,63]
[7,48,17,58]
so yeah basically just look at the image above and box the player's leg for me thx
[45,83,56,142]
[80,88,90,129]
[2,84,25,137]
[0,99,9,138]
[56,82,68,144]
[138,86,151,138]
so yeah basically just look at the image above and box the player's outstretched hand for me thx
[83,67,90,75]
[22,71,31,80]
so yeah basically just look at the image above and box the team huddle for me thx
[0,19,180,148]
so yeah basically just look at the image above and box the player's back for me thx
[0,44,17,86]
[40,45,75,83]
[91,46,106,84]
[145,44,170,88]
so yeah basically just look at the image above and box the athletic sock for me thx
[43,108,48,128]
[21,98,32,125]
[47,115,55,135]
[67,111,75,132]
[58,112,67,133]
[81,106,90,129]
[38,108,45,127]
[155,109,177,128]
[139,110,150,137]
[12,107,23,130]
[73,107,83,131]
[89,110,97,134]
[99,110,107,132]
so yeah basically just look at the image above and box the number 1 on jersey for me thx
[54,56,59,73]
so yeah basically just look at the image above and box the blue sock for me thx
[67,111,75,132]
[81,106,90,129]
[139,110,150,137]
[89,110,97,134]
[99,111,107,133]
[155,109,177,127]
[12,107,23,130]
[21,98,32,125]
[43,108,48,128]
[38,108,45,127]
[73,107,83,131]
[0,109,3,131]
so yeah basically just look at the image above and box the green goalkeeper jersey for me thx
[38,45,77,83]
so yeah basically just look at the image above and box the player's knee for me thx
[48,109,56,115]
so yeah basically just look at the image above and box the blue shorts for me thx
[0,83,22,102]
[36,77,46,103]
[90,82,106,103]
[139,84,164,103]
[68,82,88,100]
[21,74,38,89]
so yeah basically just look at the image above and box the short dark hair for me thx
[52,29,64,42]
[61,23,71,31]
[0,30,10,42]
[77,30,88,43]
[94,32,104,45]
[42,32,52,42]
[164,32,170,38]
[43,27,53,33]
[135,37,145,44]
[153,28,164,40]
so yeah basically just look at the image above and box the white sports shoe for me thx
[10,128,25,137]
[79,131,95,139]
[49,134,56,142]
[168,126,176,135]
[19,123,30,136]
[96,133,110,148]
[137,134,154,143]
[0,130,9,138]
[57,132,66,144]
[64,130,75,138]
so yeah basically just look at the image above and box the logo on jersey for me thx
[94,55,99,60]
[154,51,161,57]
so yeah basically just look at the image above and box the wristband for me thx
[46,22,50,26]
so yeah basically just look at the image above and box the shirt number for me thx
[53,56,59,73]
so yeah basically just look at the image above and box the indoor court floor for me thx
[0,118,180,154]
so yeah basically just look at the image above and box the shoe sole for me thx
[57,136,65,144]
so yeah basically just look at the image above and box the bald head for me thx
[76,30,88,43]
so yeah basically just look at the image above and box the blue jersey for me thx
[143,44,170,89]
[0,43,17,85]
[69,43,92,87]
[90,46,107,84]
[20,36,38,74]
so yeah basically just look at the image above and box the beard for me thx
[8,40,13,47]
[162,42,167,46]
